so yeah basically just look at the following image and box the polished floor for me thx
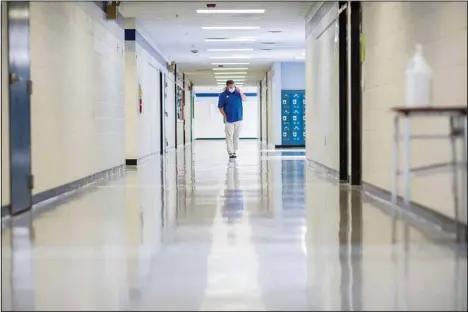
[1,141,467,311]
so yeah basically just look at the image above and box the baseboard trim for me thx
[275,145,305,149]
[306,158,341,181]
[1,204,10,218]
[306,158,467,239]
[363,182,467,238]
[32,165,125,205]
[125,152,160,167]
[2,164,125,219]
[195,138,258,140]
[126,159,138,166]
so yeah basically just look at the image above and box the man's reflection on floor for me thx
[222,159,244,224]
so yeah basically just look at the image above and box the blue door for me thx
[8,2,32,215]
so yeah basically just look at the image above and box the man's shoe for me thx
[229,153,235,159]
[232,153,237,158]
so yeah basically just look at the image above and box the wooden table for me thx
[391,106,467,241]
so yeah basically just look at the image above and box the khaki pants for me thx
[225,121,242,154]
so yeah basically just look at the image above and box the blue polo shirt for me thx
[218,89,243,123]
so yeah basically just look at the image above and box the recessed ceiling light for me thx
[207,48,254,52]
[216,77,246,80]
[211,63,250,65]
[197,9,265,14]
[210,56,251,59]
[205,38,257,42]
[212,67,249,71]
[202,26,260,30]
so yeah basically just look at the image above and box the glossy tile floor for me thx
[1,141,467,311]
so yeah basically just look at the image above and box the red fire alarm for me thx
[139,84,143,114]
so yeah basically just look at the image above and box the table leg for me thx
[392,116,400,204]
[461,115,467,241]
[449,116,461,242]
[402,116,411,248]
[391,115,400,244]
[403,116,411,208]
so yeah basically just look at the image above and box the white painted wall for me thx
[281,62,306,90]
[124,18,167,160]
[362,2,467,221]
[305,3,340,171]
[184,88,193,144]
[136,43,162,158]
[165,73,176,149]
[266,63,282,146]
[264,61,306,147]
[30,2,125,194]
[1,2,10,206]
[193,86,259,140]
[260,77,268,143]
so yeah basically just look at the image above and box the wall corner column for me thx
[124,18,139,165]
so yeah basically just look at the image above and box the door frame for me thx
[338,1,349,182]
[7,1,33,215]
[349,1,362,185]
[159,71,165,154]
[259,81,263,142]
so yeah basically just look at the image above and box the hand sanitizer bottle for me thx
[405,44,432,107]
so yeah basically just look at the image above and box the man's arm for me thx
[218,95,227,121]
[237,87,247,101]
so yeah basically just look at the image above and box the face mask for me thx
[228,87,235,93]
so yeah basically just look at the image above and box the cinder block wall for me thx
[362,2,467,221]
[30,2,125,194]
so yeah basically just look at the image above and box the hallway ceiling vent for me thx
[261,42,276,45]
[268,30,282,33]
[206,37,228,40]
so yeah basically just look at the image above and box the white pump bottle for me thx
[405,44,432,107]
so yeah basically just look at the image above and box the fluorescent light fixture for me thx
[205,38,256,42]
[210,56,251,59]
[197,9,265,14]
[214,72,247,75]
[211,63,250,65]
[295,56,305,60]
[202,26,260,30]
[215,76,246,79]
[212,67,249,71]
[207,48,254,52]
[216,78,245,81]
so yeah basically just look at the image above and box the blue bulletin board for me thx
[281,90,306,146]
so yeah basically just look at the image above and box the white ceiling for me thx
[120,1,313,86]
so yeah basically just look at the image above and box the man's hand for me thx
[219,107,227,122]
[236,87,247,101]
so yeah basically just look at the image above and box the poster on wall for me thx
[281,90,305,146]
[176,86,184,121]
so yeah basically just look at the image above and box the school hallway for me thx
[1,141,466,311]
[2,2,467,310]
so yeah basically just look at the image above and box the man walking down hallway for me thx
[218,80,246,159]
